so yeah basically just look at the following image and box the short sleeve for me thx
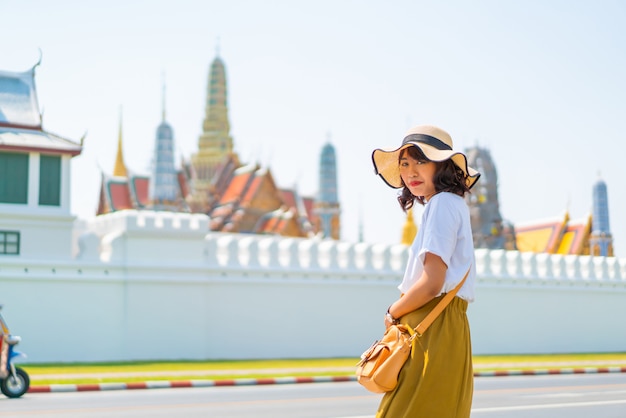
[417,194,461,268]
[398,192,475,300]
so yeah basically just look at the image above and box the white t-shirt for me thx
[398,192,476,302]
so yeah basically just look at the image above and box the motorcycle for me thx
[0,305,30,398]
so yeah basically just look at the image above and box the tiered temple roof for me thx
[514,212,592,255]
[465,144,601,255]
[0,65,82,156]
[206,162,315,237]
[96,116,189,215]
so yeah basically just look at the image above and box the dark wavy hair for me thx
[398,146,470,212]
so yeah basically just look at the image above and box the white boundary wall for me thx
[1,210,625,363]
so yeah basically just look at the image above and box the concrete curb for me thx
[474,366,626,377]
[28,366,626,393]
[28,375,356,393]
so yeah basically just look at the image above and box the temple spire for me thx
[150,90,178,208]
[189,52,233,212]
[401,207,417,245]
[113,107,127,178]
[590,175,613,256]
[313,139,340,239]
[161,72,166,122]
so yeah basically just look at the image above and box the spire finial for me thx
[216,36,220,57]
[118,105,122,138]
[33,48,43,71]
[161,71,166,122]
[113,106,128,178]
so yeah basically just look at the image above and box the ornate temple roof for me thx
[0,127,82,156]
[99,175,134,213]
[0,67,41,128]
[514,212,592,255]
[514,215,568,253]
[98,171,148,214]
[97,169,190,215]
[205,162,315,237]
[556,215,592,255]
[97,117,188,215]
[0,65,82,156]
[218,164,257,205]
[254,207,298,235]
[279,189,314,236]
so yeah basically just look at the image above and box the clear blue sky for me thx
[2,0,624,255]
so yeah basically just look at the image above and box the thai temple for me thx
[0,53,614,256]
[466,146,612,256]
[96,52,340,239]
[1,55,625,365]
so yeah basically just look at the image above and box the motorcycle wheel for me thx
[1,367,30,398]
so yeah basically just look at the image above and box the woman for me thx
[371,125,480,418]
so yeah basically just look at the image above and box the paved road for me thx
[2,373,626,417]
[472,373,626,417]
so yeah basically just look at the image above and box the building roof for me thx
[555,215,592,255]
[241,174,264,205]
[254,208,296,234]
[514,212,593,255]
[129,174,150,208]
[177,171,190,198]
[102,177,133,212]
[210,153,240,196]
[0,127,82,156]
[97,170,189,215]
[280,189,297,209]
[279,188,315,236]
[301,196,315,220]
[0,67,41,129]
[515,215,568,253]
[0,65,82,156]
[219,170,253,205]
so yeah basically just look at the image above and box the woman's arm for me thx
[385,252,447,326]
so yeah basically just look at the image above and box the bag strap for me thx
[412,266,471,338]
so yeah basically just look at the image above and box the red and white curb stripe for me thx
[28,376,356,393]
[474,366,626,377]
[28,367,626,393]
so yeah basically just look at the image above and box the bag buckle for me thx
[357,339,380,366]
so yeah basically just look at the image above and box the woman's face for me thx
[399,148,437,200]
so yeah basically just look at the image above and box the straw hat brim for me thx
[372,142,480,190]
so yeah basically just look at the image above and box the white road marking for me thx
[472,398,626,413]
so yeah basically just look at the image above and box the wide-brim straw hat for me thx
[372,125,480,190]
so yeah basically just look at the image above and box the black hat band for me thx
[402,134,452,151]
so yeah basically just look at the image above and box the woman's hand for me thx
[384,305,400,330]
[384,313,393,330]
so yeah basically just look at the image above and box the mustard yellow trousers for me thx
[376,296,473,418]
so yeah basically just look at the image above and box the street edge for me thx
[28,367,626,393]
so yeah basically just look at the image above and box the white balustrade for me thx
[3,209,626,363]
